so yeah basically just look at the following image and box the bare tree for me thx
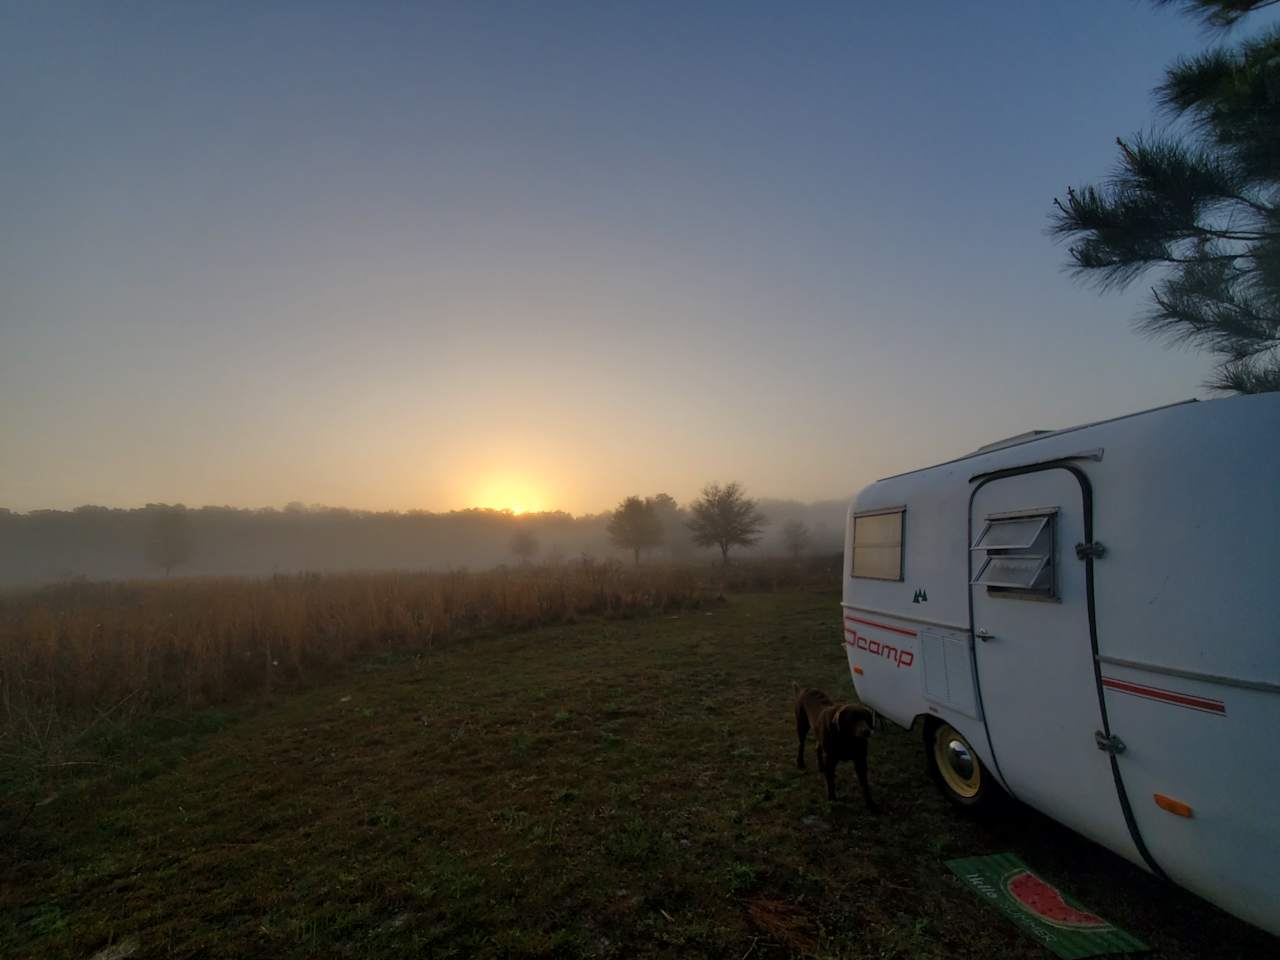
[607,496,664,566]
[145,505,193,576]
[782,519,811,559]
[510,528,539,565]
[686,482,767,565]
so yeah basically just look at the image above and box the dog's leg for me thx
[824,760,838,801]
[820,747,838,801]
[852,739,878,814]
[795,704,809,770]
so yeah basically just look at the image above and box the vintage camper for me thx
[841,393,1280,935]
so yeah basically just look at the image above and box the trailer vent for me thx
[971,509,1057,598]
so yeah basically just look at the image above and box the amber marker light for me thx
[1154,793,1193,818]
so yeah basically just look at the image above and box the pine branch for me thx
[1144,258,1280,356]
[1157,27,1280,182]
[1208,355,1280,392]
[1053,4,1280,393]
[1151,0,1280,30]
[1050,133,1276,292]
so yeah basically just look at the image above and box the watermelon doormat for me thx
[945,853,1148,959]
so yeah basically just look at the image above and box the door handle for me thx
[975,629,994,642]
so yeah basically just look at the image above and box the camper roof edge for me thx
[876,398,1196,484]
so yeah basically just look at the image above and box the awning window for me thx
[973,554,1051,591]
[971,515,1049,552]
[970,509,1057,599]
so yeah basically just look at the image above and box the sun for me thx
[472,476,544,515]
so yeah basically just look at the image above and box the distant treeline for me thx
[0,497,849,585]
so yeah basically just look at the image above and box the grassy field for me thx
[2,590,1272,959]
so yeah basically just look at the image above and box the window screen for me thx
[851,509,904,581]
[970,510,1056,598]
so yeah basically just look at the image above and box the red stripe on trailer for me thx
[843,615,917,638]
[1102,677,1225,715]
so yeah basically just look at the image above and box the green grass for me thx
[1,591,1272,959]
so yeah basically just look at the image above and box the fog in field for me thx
[0,5,1223,588]
[0,498,849,587]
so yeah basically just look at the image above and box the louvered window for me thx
[971,510,1056,597]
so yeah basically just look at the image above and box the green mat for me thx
[945,853,1148,959]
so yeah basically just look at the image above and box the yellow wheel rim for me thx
[934,724,982,799]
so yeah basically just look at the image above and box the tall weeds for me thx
[0,556,839,749]
[0,557,839,835]
[0,564,629,731]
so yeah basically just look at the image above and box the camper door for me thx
[969,468,1141,863]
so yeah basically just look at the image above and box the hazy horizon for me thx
[0,491,852,519]
[2,3,1242,516]
[1,500,854,521]
[0,491,854,585]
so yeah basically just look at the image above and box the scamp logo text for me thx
[845,630,914,669]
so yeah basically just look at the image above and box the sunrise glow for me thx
[471,477,545,515]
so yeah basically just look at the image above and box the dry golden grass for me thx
[0,557,836,743]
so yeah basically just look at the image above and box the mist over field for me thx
[0,497,848,586]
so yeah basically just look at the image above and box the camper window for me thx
[851,508,904,581]
[971,511,1056,598]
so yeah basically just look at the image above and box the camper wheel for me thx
[925,720,996,812]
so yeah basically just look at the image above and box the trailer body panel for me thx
[842,393,1280,936]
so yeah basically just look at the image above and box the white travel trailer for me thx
[841,393,1280,936]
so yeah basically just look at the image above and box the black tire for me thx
[924,719,1001,813]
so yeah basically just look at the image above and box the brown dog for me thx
[793,683,878,811]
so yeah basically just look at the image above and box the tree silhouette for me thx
[782,519,811,559]
[145,505,192,576]
[510,529,539,565]
[686,482,767,566]
[650,493,692,560]
[1051,0,1280,392]
[607,496,664,566]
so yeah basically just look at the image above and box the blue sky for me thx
[0,2,1252,513]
